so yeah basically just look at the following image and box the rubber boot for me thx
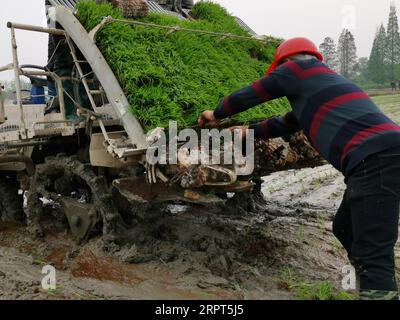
[354,267,399,300]
[359,290,399,300]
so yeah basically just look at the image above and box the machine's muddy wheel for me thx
[26,155,127,241]
[225,177,268,215]
[0,175,24,222]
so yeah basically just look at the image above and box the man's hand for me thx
[198,110,220,128]
[229,126,250,139]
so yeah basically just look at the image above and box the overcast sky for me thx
[0,0,399,81]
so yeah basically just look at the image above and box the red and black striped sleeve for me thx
[249,112,301,139]
[213,61,301,120]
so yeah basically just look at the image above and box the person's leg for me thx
[332,191,353,257]
[44,81,60,115]
[47,80,57,98]
[347,154,400,300]
[55,68,76,120]
[75,63,95,111]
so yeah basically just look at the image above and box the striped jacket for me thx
[213,59,400,176]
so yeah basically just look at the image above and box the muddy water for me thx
[262,165,345,216]
[0,151,398,300]
[1,164,399,300]
[0,196,351,300]
[1,96,400,300]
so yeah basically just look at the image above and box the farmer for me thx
[45,0,76,119]
[198,37,400,300]
[45,0,94,119]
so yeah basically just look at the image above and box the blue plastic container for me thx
[31,86,45,104]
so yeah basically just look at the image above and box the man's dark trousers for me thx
[333,146,400,300]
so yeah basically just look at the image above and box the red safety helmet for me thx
[266,37,323,75]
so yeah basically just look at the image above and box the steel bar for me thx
[7,22,66,36]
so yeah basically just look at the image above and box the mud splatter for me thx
[71,250,144,285]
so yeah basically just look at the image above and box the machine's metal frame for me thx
[0,23,76,173]
[0,3,267,168]
[0,3,266,186]
[53,6,148,151]
[0,6,150,173]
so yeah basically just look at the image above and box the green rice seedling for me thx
[77,1,290,131]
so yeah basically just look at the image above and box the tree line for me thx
[319,4,400,88]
